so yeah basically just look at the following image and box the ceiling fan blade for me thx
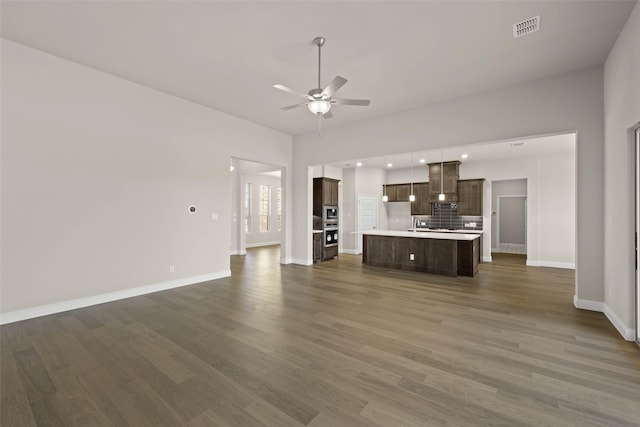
[279,102,308,111]
[332,98,371,106]
[273,84,311,99]
[322,111,334,119]
[322,76,347,97]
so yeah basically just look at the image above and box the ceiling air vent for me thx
[513,15,540,38]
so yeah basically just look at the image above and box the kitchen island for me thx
[362,230,480,277]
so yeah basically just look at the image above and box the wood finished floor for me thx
[2,247,639,426]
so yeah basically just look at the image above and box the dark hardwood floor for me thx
[2,246,639,426]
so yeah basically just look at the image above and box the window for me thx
[259,185,271,232]
[244,183,251,233]
[277,187,282,231]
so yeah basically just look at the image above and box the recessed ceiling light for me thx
[229,165,235,172]
[461,153,468,159]
[356,162,363,167]
[419,158,426,163]
[387,163,393,168]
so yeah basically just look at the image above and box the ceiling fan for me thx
[274,36,371,122]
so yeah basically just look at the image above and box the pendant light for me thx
[409,154,416,202]
[438,149,445,201]
[382,157,389,202]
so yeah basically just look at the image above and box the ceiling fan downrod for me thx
[313,36,325,90]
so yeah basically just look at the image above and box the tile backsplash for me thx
[414,202,483,230]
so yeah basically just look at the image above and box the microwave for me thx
[324,206,338,222]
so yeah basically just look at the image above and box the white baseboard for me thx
[482,256,492,263]
[292,258,313,266]
[573,296,635,341]
[340,249,361,255]
[573,295,604,312]
[0,270,231,325]
[245,241,280,248]
[280,258,292,265]
[526,259,575,269]
[603,304,636,341]
[230,249,247,255]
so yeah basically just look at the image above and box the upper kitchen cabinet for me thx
[385,184,397,202]
[395,183,411,202]
[457,179,484,216]
[428,161,460,202]
[384,183,420,203]
[314,177,340,212]
[411,182,431,215]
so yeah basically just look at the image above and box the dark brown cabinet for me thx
[323,245,338,261]
[313,177,340,217]
[362,234,480,277]
[385,184,398,202]
[321,178,339,206]
[384,183,410,202]
[395,184,411,202]
[313,233,322,263]
[457,179,484,216]
[384,182,426,205]
[411,182,431,215]
[428,161,460,202]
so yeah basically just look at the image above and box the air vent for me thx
[510,142,525,147]
[513,15,540,38]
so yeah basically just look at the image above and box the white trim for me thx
[229,249,247,256]
[603,303,636,341]
[527,259,575,269]
[573,295,604,312]
[245,241,281,248]
[573,296,635,341]
[0,271,231,325]
[340,249,361,255]
[292,258,313,266]
[482,255,493,263]
[280,258,292,264]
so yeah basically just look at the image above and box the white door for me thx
[357,195,378,254]
[497,195,527,254]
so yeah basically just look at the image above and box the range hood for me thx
[427,161,460,202]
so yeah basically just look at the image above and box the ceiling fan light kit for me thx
[273,36,370,124]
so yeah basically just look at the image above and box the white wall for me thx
[245,174,282,247]
[341,167,387,253]
[461,151,575,268]
[292,67,602,306]
[341,168,357,252]
[0,39,292,320]
[603,2,640,339]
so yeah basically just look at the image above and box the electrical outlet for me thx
[169,265,175,273]
[410,253,415,261]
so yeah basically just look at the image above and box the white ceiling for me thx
[328,132,575,170]
[1,1,636,136]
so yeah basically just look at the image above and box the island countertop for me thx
[363,230,481,241]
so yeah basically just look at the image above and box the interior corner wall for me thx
[603,2,640,336]
[0,39,292,318]
[292,66,604,305]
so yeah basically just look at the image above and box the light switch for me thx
[212,213,219,220]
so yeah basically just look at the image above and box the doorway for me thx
[230,158,285,262]
[497,195,527,254]
[357,194,378,254]
[491,179,527,256]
